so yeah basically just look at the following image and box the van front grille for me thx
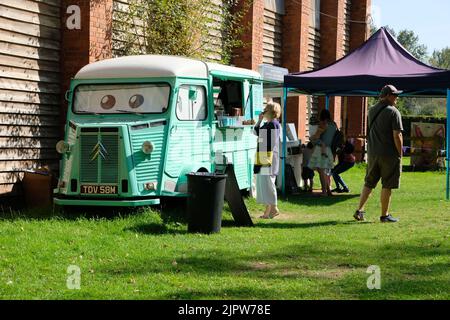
[80,130,119,184]
[80,135,98,183]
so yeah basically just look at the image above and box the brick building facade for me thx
[0,0,370,199]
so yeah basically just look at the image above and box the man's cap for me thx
[380,85,403,96]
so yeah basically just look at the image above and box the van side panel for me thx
[163,79,212,194]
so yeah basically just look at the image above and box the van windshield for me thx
[73,83,171,114]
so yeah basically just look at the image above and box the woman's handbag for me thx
[255,151,273,167]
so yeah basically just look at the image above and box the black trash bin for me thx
[187,172,227,234]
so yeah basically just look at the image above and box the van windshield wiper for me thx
[116,109,144,116]
[77,110,101,115]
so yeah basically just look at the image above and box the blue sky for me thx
[371,0,450,53]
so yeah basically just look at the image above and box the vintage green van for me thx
[54,55,266,207]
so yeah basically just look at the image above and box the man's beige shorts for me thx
[365,156,402,189]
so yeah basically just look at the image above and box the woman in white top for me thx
[253,102,282,219]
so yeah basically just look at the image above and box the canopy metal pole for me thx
[325,95,330,110]
[447,88,450,200]
[282,87,288,198]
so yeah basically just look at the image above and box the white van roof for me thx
[74,55,261,80]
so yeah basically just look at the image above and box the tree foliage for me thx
[113,0,250,65]
[396,30,428,62]
[368,96,447,118]
[429,47,450,69]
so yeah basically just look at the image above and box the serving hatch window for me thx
[73,83,171,114]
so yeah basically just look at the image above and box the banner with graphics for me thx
[410,122,446,169]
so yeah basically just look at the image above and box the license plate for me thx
[81,185,118,195]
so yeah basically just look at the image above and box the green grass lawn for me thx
[0,164,449,300]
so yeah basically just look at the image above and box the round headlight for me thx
[142,141,154,155]
[56,140,70,154]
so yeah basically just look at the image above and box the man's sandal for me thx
[353,210,366,221]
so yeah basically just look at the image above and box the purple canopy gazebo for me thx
[282,27,450,199]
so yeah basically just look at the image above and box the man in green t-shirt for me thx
[354,85,404,223]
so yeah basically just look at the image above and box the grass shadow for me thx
[254,220,375,229]
[123,198,189,235]
[280,194,360,207]
[110,243,446,276]
[340,220,375,225]
[220,219,251,228]
[0,197,187,222]
[254,220,340,229]
[124,222,187,235]
[159,286,279,300]
[160,197,188,225]
[0,205,54,221]
[0,205,158,222]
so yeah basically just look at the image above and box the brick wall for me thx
[60,0,113,126]
[347,0,371,139]
[281,0,311,141]
[89,0,113,63]
[232,0,264,71]
[347,0,371,160]
[318,0,346,129]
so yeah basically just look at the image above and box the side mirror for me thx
[65,90,72,102]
